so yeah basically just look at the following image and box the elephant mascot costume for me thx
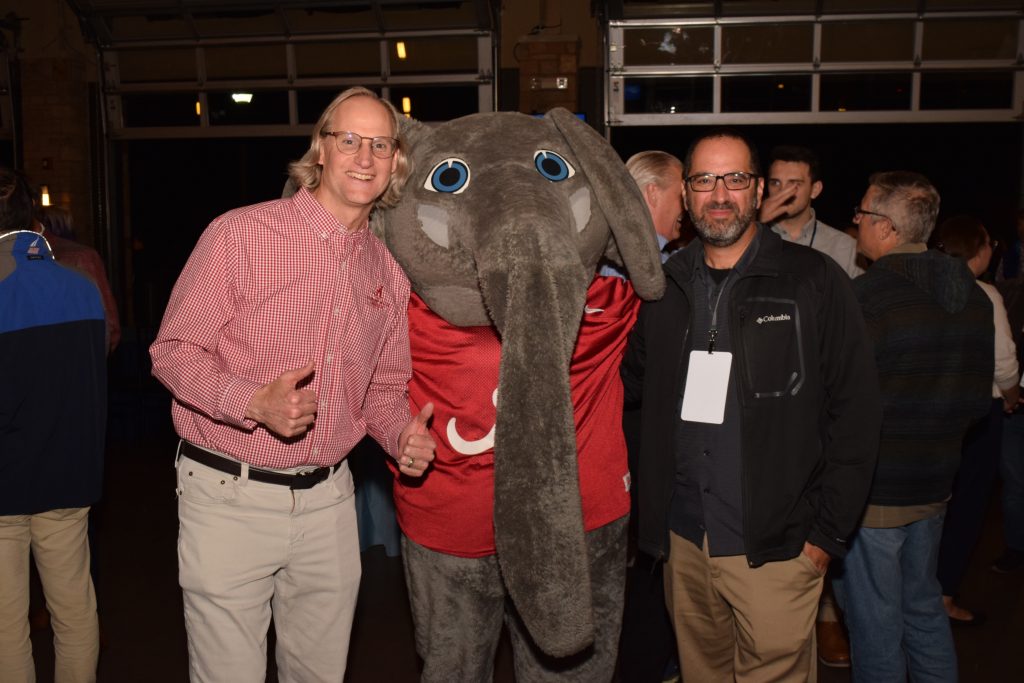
[376,108,665,681]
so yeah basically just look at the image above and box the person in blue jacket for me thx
[0,167,107,682]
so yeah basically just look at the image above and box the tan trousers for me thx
[0,507,100,683]
[664,531,824,683]
[176,452,361,683]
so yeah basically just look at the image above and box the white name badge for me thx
[680,350,733,424]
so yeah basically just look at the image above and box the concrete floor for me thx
[24,405,1024,682]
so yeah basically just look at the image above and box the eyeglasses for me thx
[321,130,398,159]
[685,172,758,192]
[852,206,891,222]
[853,205,898,234]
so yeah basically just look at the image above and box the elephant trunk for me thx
[477,222,595,657]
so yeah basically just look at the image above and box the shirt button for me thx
[703,449,710,457]
[312,447,319,456]
[325,355,333,364]
[333,307,341,315]
[703,487,710,494]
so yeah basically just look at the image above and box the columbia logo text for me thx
[756,314,791,324]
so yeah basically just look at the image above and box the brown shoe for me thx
[816,620,851,668]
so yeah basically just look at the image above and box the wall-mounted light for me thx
[396,41,407,60]
[195,100,201,116]
[231,93,253,104]
[402,97,412,115]
[40,185,51,207]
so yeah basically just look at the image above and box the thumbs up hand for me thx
[396,402,436,477]
[245,361,319,438]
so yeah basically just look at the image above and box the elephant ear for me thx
[397,113,429,149]
[281,177,299,199]
[548,108,665,301]
[371,115,430,239]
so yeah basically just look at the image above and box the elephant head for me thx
[376,109,664,657]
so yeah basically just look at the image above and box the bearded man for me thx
[621,129,881,682]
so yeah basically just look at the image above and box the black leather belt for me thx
[178,441,340,490]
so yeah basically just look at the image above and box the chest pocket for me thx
[740,297,805,398]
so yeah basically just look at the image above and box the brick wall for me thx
[11,0,96,245]
[21,55,93,244]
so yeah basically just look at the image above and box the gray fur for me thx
[403,518,628,681]
[377,109,663,657]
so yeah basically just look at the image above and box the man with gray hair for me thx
[150,87,436,681]
[626,150,685,253]
[600,150,684,279]
[836,171,993,682]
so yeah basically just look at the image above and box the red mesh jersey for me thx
[396,275,639,557]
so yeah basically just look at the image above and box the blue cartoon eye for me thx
[534,150,575,182]
[424,158,471,194]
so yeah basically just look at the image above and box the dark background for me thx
[125,122,1022,332]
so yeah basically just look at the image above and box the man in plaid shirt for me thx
[150,87,435,682]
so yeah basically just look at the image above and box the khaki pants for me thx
[0,507,100,683]
[664,531,823,683]
[176,453,361,683]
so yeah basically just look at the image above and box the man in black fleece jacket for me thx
[622,130,881,682]
[837,171,993,683]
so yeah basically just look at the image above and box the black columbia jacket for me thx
[621,226,881,565]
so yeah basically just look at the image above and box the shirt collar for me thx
[769,208,817,242]
[889,241,928,255]
[292,186,370,241]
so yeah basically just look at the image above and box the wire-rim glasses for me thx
[322,130,398,159]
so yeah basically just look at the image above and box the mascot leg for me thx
[503,516,629,682]
[401,537,505,682]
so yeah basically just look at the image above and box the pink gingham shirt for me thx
[150,187,412,469]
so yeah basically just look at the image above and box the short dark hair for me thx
[37,205,76,240]
[769,145,821,183]
[0,167,35,233]
[935,215,987,262]
[683,128,761,178]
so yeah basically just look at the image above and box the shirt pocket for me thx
[739,297,805,399]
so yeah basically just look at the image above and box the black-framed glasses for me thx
[852,205,891,222]
[321,130,398,159]
[685,172,758,192]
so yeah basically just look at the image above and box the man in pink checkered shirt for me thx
[150,87,435,682]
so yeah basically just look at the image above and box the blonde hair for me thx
[288,87,411,209]
[625,150,683,193]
